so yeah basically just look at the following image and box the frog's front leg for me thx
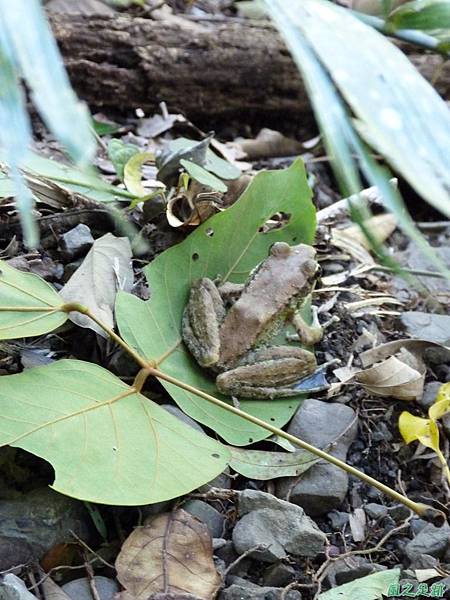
[182,278,226,368]
[290,306,324,346]
[216,345,317,399]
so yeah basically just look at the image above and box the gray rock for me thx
[417,381,444,410]
[62,577,118,600]
[161,404,204,433]
[364,503,388,520]
[388,504,411,523]
[263,562,296,587]
[0,538,35,572]
[0,574,38,600]
[59,224,94,259]
[328,510,350,530]
[325,556,386,587]
[400,312,450,345]
[409,554,439,569]
[405,522,450,560]
[183,499,225,538]
[276,399,358,516]
[232,489,326,563]
[0,488,90,569]
[410,518,428,536]
[220,580,301,600]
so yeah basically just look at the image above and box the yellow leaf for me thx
[398,412,439,451]
[436,382,450,403]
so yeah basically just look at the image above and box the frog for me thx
[181,242,325,400]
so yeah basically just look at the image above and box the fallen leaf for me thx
[355,352,425,401]
[235,128,304,160]
[107,139,140,181]
[40,578,72,600]
[349,507,366,542]
[60,233,133,337]
[229,446,318,480]
[115,509,221,600]
[360,339,450,368]
[318,568,400,600]
[341,214,397,250]
[124,151,157,197]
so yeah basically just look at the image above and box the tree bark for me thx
[50,13,449,121]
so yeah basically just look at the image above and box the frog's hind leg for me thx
[216,345,317,399]
[182,278,225,368]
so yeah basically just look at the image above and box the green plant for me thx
[265,0,450,277]
[0,0,95,247]
[0,161,443,522]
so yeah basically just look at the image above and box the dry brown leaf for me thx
[342,214,397,250]
[115,509,221,600]
[360,339,450,368]
[355,353,425,401]
[235,128,303,160]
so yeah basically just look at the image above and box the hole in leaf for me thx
[248,438,253,443]
[211,453,220,459]
[192,252,199,261]
[205,227,214,237]
[259,212,291,234]
[270,417,275,422]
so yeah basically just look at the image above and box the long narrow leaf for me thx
[266,0,450,278]
[0,0,95,165]
[269,0,450,218]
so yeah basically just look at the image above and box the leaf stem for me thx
[147,365,445,525]
[62,303,151,370]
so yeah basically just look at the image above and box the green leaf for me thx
[123,151,156,197]
[116,160,316,446]
[107,139,140,181]
[0,259,68,339]
[267,0,450,218]
[0,34,38,246]
[266,0,450,277]
[92,118,120,136]
[0,360,230,505]
[180,159,228,193]
[170,138,241,180]
[0,0,95,166]
[230,446,319,479]
[9,151,133,203]
[388,0,450,31]
[318,568,400,600]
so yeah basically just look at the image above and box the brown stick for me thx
[50,13,450,120]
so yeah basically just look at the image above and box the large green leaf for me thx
[116,160,316,446]
[318,568,400,600]
[0,360,229,505]
[0,259,67,339]
[268,0,450,218]
[230,446,319,479]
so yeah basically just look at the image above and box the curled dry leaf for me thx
[341,214,397,251]
[60,233,133,337]
[334,348,426,401]
[115,509,221,600]
[360,339,450,368]
[234,128,304,160]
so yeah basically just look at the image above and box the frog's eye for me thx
[269,242,291,257]
[302,259,317,276]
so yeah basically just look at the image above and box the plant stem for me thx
[352,11,448,57]
[146,365,445,525]
[64,302,445,524]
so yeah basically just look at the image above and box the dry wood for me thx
[50,13,450,120]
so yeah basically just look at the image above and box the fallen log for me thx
[50,13,449,121]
